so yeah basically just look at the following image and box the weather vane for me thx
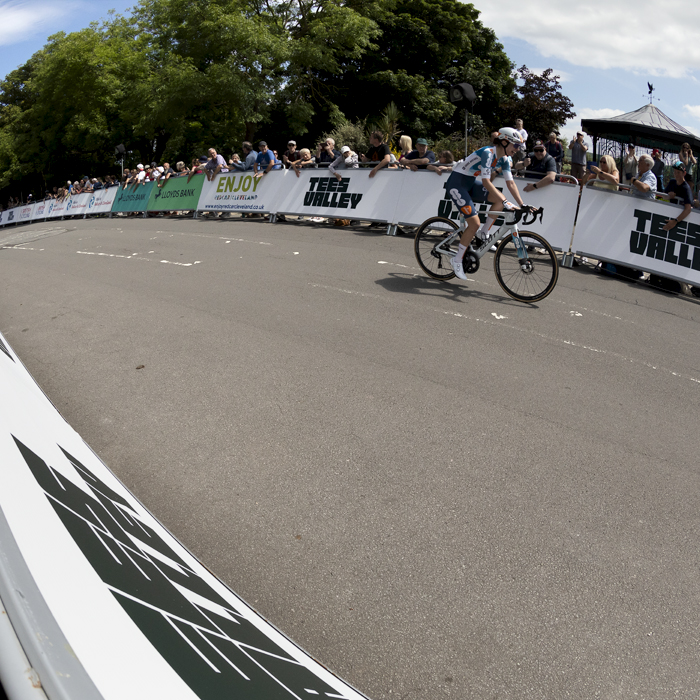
[646,83,659,104]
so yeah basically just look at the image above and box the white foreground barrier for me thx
[573,186,700,285]
[0,331,369,700]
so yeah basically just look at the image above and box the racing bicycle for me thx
[413,206,559,303]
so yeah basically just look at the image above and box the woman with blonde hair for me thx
[586,154,619,191]
[679,142,696,178]
[399,135,412,158]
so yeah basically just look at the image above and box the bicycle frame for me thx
[434,210,526,262]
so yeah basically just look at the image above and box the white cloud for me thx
[478,0,700,79]
[0,1,79,47]
[684,105,700,121]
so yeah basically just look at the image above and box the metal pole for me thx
[465,109,469,156]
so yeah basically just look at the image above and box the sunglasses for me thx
[534,148,545,153]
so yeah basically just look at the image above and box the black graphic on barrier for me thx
[630,209,700,270]
[8,210,14,221]
[0,336,13,361]
[14,438,357,700]
[303,178,362,209]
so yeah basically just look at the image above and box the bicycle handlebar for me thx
[519,205,544,226]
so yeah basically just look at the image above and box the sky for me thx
[1,0,699,149]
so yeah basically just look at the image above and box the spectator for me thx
[546,132,564,173]
[659,161,693,229]
[583,155,619,191]
[513,119,528,166]
[398,135,413,159]
[361,131,392,178]
[272,150,283,170]
[399,138,436,171]
[204,148,228,181]
[230,141,257,171]
[522,140,557,192]
[156,163,176,187]
[628,154,656,200]
[328,146,359,181]
[569,132,588,181]
[92,177,103,191]
[316,137,340,166]
[678,143,696,178]
[622,144,639,185]
[175,161,189,177]
[253,141,278,177]
[651,149,665,190]
[427,151,455,176]
[187,157,208,183]
[229,154,241,168]
[291,148,316,176]
[282,141,300,168]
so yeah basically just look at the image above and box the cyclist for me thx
[446,128,526,279]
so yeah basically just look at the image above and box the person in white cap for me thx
[328,145,359,181]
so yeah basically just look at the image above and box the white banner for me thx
[17,203,35,223]
[47,196,70,219]
[197,171,284,213]
[86,186,119,215]
[0,331,368,700]
[274,168,399,222]
[573,186,700,285]
[32,198,48,220]
[63,192,91,217]
[0,206,23,226]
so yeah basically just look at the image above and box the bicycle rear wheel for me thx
[493,230,558,302]
[414,216,459,280]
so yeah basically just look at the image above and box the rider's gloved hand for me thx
[502,199,517,211]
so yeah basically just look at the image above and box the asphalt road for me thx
[1,216,699,700]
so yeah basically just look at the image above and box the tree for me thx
[499,66,575,146]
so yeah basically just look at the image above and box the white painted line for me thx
[491,313,507,320]
[308,282,700,386]
[77,251,202,267]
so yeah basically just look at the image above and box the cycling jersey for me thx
[452,146,513,183]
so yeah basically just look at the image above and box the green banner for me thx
[147,174,204,211]
[111,181,156,212]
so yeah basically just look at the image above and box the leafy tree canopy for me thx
[0,0,574,197]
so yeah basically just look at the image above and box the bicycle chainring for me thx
[463,252,480,274]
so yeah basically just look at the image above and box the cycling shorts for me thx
[445,171,488,218]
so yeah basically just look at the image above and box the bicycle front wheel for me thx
[414,216,459,280]
[493,230,559,302]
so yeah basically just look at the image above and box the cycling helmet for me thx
[496,127,524,146]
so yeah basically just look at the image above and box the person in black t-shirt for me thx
[400,138,436,170]
[522,140,557,192]
[361,131,392,178]
[661,160,693,232]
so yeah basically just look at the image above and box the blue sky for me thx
[1,0,699,149]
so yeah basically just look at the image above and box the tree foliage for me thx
[499,66,576,146]
[0,0,566,198]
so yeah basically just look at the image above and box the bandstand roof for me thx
[581,104,700,152]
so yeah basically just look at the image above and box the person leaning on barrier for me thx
[629,154,657,200]
[399,138,436,171]
[291,148,317,177]
[328,145,359,181]
[658,161,693,232]
[361,131,392,178]
[522,140,557,192]
[204,148,229,181]
[583,154,619,191]
[399,135,413,160]
[253,141,279,177]
[230,142,257,171]
[283,140,300,168]
[427,151,455,176]
[316,137,340,165]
